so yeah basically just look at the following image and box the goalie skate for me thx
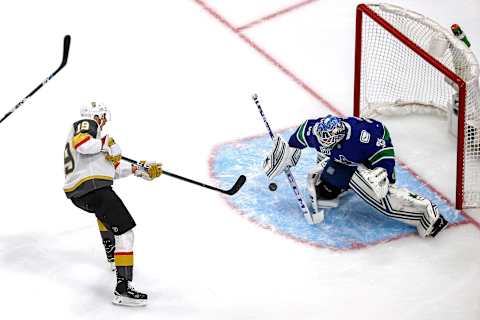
[428,210,449,238]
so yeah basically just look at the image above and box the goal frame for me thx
[353,3,467,209]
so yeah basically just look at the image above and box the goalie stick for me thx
[121,156,246,196]
[251,93,315,223]
[0,35,71,125]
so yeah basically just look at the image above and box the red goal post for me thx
[353,3,480,209]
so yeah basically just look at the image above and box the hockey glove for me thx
[134,161,162,181]
[263,134,301,179]
[102,135,122,163]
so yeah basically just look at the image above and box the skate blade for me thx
[112,295,147,307]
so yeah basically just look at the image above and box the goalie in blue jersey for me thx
[263,115,449,238]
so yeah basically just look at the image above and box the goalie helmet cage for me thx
[353,3,480,209]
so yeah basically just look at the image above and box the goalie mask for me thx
[80,101,111,122]
[313,115,346,148]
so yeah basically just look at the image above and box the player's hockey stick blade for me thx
[0,35,71,125]
[121,156,246,196]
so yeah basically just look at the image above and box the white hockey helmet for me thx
[80,101,111,121]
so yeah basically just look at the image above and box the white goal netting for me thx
[356,3,480,208]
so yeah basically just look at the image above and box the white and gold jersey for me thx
[63,119,131,198]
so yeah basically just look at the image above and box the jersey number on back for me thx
[76,121,90,134]
[64,143,75,175]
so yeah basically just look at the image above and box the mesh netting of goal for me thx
[354,3,480,209]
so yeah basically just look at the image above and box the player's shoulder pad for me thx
[72,119,99,138]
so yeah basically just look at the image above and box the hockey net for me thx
[354,3,480,209]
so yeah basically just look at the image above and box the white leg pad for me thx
[350,171,440,237]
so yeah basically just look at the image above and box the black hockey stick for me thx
[0,35,71,125]
[121,156,246,196]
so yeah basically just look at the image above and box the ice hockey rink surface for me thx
[1,0,479,319]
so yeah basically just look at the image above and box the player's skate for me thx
[112,279,148,307]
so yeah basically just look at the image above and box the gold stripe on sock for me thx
[97,219,108,232]
[114,252,134,266]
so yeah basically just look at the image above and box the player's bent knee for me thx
[114,229,134,252]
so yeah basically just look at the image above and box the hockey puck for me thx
[268,182,277,191]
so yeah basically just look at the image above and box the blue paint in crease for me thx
[211,129,463,249]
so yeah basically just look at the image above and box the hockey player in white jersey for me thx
[263,115,449,238]
[63,102,162,306]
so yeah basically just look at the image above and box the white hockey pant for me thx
[349,171,440,237]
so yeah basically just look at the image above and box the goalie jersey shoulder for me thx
[289,119,323,150]
[336,117,393,164]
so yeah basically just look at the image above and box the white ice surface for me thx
[0,0,479,319]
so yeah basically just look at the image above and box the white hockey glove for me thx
[101,135,122,163]
[263,134,301,179]
[356,166,389,200]
[134,161,162,181]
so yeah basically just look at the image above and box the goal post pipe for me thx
[353,4,467,209]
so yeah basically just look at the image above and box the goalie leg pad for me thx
[263,135,301,179]
[350,171,443,237]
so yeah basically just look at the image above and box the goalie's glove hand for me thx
[134,160,162,181]
[101,135,122,163]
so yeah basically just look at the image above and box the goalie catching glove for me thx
[134,161,162,181]
[263,134,301,179]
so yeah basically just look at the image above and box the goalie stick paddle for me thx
[121,156,246,196]
[0,35,71,125]
[251,93,315,221]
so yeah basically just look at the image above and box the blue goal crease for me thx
[210,129,464,250]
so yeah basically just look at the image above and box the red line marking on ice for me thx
[194,0,337,113]
[236,0,320,32]
[195,0,480,233]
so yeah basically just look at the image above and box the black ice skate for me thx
[112,279,148,307]
[428,214,449,238]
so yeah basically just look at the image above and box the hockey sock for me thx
[115,253,134,281]
[97,219,115,262]
[114,230,134,281]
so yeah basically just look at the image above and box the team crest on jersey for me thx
[360,130,370,143]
